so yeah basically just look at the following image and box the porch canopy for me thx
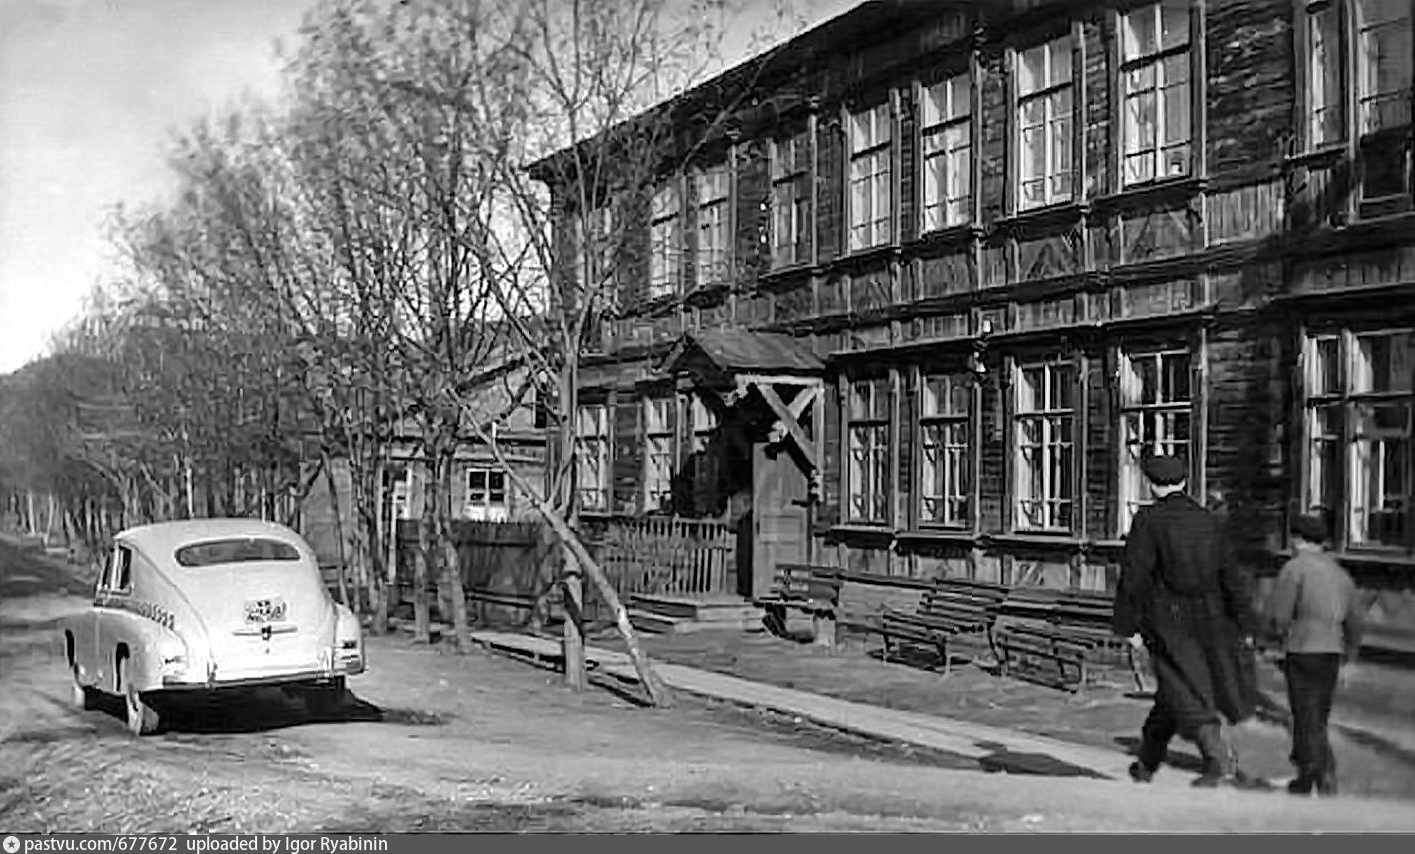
[657,329,826,475]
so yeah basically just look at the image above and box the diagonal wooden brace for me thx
[756,383,818,467]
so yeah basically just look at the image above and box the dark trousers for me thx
[1284,653,1341,779]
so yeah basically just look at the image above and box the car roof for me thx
[116,518,307,558]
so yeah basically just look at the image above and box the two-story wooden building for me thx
[535,0,1414,648]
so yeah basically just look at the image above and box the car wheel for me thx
[302,677,348,718]
[70,664,94,711]
[119,658,160,736]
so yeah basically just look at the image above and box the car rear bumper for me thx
[160,661,364,690]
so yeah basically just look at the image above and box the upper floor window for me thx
[464,468,509,522]
[649,182,681,298]
[771,133,812,267]
[571,205,614,291]
[848,102,893,251]
[1358,0,1413,133]
[846,377,892,524]
[1118,348,1193,532]
[1120,3,1192,186]
[918,372,972,527]
[694,164,731,287]
[1017,36,1075,209]
[576,404,611,512]
[1304,328,1413,550]
[1014,361,1077,532]
[1304,0,1413,148]
[643,397,675,513]
[920,74,973,231]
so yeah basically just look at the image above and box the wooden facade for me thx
[539,0,1415,648]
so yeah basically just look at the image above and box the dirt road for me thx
[3,540,1413,833]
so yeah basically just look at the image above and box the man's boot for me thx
[1192,723,1237,788]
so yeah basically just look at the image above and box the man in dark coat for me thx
[1114,455,1258,787]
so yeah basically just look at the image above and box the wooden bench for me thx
[854,578,1009,675]
[994,588,1135,691]
[467,586,563,629]
[753,564,845,649]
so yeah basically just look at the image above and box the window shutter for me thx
[818,380,843,528]
[899,86,918,244]
[612,395,643,515]
[816,119,844,265]
[898,369,917,529]
[733,140,768,287]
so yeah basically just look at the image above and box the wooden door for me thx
[750,440,810,599]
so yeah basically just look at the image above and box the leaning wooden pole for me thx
[471,427,673,708]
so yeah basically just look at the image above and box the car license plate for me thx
[244,598,287,624]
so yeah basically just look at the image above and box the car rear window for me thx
[175,538,302,567]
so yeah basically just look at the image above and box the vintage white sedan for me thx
[61,518,365,735]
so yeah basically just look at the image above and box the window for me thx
[921,74,973,230]
[1014,361,1077,531]
[770,133,812,267]
[464,468,510,522]
[576,404,611,512]
[848,102,893,251]
[1304,329,1413,550]
[649,182,681,298]
[846,378,892,524]
[918,373,971,526]
[695,164,731,286]
[1306,2,1346,148]
[570,204,614,291]
[1017,37,1074,209]
[1357,0,1413,134]
[1119,3,1192,186]
[643,397,675,513]
[174,538,302,567]
[1118,349,1193,531]
[114,547,132,590]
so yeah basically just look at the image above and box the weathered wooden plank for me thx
[1208,180,1283,245]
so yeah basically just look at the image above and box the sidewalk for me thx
[473,629,1193,790]
[490,625,1415,801]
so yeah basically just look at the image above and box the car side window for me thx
[96,550,114,596]
[113,546,134,594]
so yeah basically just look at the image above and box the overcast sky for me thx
[0,0,857,374]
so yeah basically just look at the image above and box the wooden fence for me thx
[365,516,737,623]
[587,516,735,600]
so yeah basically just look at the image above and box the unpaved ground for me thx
[4,541,1415,832]
[603,623,1415,801]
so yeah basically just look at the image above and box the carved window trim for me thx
[1014,33,1078,211]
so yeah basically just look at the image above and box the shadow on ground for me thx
[78,686,452,735]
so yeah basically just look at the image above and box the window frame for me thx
[919,71,974,232]
[642,396,676,514]
[1011,358,1080,534]
[1300,325,1415,553]
[846,100,895,253]
[570,203,614,292]
[916,369,974,529]
[770,131,813,268]
[693,163,732,287]
[1014,33,1077,211]
[845,376,894,526]
[1116,346,1197,534]
[112,545,134,595]
[1116,1,1197,188]
[575,403,612,514]
[464,466,510,521]
[648,180,682,299]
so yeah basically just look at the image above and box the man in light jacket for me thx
[1267,512,1365,796]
